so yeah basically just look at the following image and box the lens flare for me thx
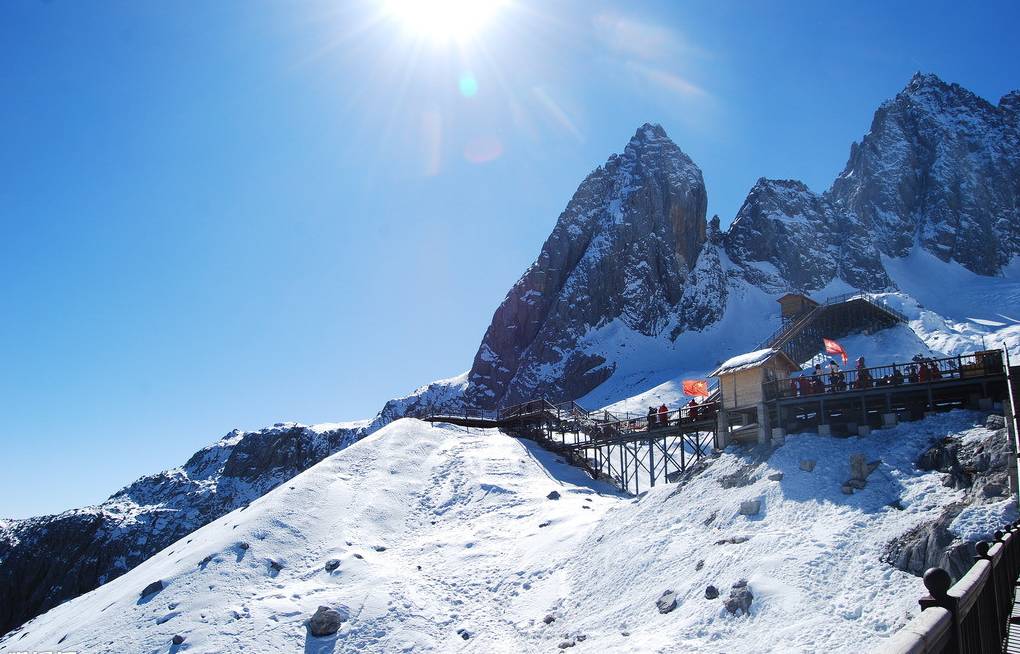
[458,74,478,97]
[464,134,503,164]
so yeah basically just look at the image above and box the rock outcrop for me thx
[883,418,1016,581]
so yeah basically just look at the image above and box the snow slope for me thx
[3,413,1007,653]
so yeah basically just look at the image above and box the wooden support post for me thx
[616,440,624,491]
[632,442,640,494]
[648,437,656,487]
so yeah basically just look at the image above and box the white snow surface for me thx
[710,348,777,376]
[3,412,1002,653]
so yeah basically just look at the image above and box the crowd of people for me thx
[786,354,947,397]
[642,398,716,430]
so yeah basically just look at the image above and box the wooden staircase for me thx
[756,293,908,364]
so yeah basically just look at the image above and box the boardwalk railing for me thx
[885,521,1020,653]
[763,351,1005,401]
[822,291,910,323]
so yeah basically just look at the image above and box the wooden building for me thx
[711,348,801,446]
[711,348,801,411]
[777,293,819,321]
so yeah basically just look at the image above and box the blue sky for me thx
[2,0,1018,518]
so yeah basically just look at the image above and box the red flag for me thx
[823,338,848,365]
[682,379,710,397]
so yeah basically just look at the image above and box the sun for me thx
[383,0,509,44]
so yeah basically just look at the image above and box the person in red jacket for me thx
[658,403,669,427]
[687,398,699,422]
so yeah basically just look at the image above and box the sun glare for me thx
[384,0,508,44]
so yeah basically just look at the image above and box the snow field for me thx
[4,411,1004,653]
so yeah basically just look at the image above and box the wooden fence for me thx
[885,521,1020,653]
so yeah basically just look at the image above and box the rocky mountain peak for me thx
[632,121,668,140]
[999,90,1020,114]
[463,124,708,408]
[830,74,1020,275]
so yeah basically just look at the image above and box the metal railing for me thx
[884,520,1020,653]
[498,396,719,444]
[763,351,1005,401]
[822,291,909,323]
[754,304,822,351]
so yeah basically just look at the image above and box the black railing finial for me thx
[922,567,952,601]
[976,541,991,558]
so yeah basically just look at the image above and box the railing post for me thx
[919,567,962,652]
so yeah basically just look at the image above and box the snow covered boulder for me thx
[139,580,164,600]
[986,414,1006,430]
[768,472,784,481]
[849,453,881,481]
[308,606,346,637]
[724,580,753,616]
[324,558,340,573]
[799,459,816,472]
[738,499,761,516]
[547,490,561,500]
[705,585,719,600]
[172,634,185,645]
[656,590,678,614]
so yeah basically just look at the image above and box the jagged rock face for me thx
[0,423,362,638]
[465,124,708,408]
[882,421,1015,581]
[724,179,890,291]
[829,73,1020,275]
[676,216,728,334]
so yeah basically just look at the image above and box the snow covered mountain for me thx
[465,73,1020,408]
[3,72,1019,644]
[2,414,1014,653]
[0,421,366,639]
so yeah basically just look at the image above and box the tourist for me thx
[658,403,669,427]
[828,360,846,392]
[687,398,699,422]
[891,366,904,385]
[854,356,872,390]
